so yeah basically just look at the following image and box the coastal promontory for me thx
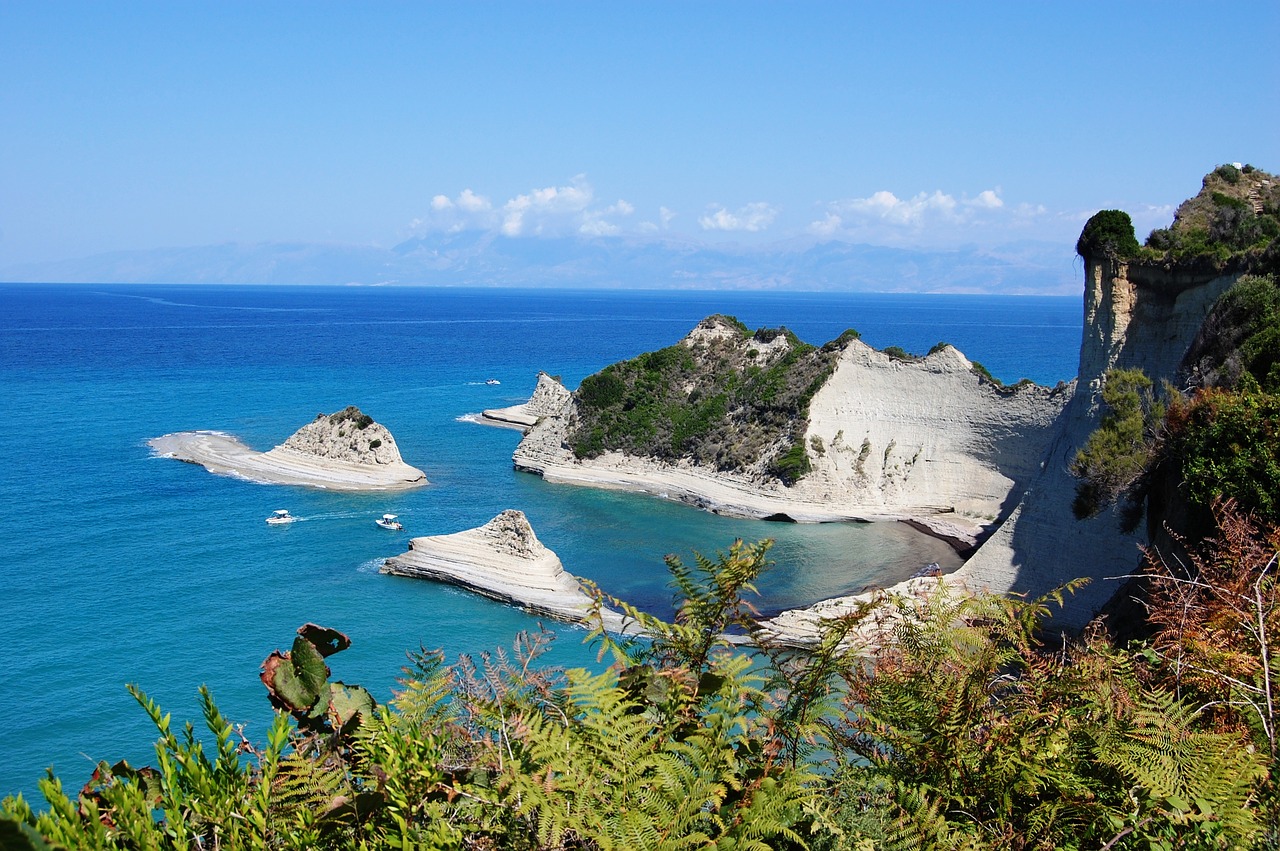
[381,510,626,631]
[510,317,1069,537]
[502,165,1280,631]
[149,405,427,490]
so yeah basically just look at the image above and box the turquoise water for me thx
[0,284,1081,802]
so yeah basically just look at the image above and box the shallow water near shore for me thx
[0,283,1080,801]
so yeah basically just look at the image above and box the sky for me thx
[1,1,1277,274]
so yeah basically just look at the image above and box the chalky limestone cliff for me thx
[150,405,427,490]
[513,320,1069,539]
[382,510,626,630]
[510,166,1279,631]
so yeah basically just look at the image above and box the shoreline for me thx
[149,430,429,491]
[514,452,988,554]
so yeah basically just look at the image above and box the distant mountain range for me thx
[0,233,1081,294]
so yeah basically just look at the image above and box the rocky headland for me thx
[499,165,1280,634]
[382,509,628,631]
[149,405,427,490]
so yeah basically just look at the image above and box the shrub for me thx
[1071,367,1165,518]
[970,360,1001,386]
[1167,386,1280,518]
[882,345,913,361]
[1077,209,1141,260]
[768,439,812,485]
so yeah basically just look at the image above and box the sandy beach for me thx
[148,430,428,491]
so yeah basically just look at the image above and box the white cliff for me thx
[149,406,427,490]
[381,510,627,631]
[764,258,1249,641]
[480,372,574,430]
[512,329,1068,538]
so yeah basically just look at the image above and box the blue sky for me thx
[2,1,1277,272]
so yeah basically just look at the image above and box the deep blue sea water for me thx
[0,284,1081,803]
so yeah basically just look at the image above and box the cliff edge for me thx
[513,319,1069,537]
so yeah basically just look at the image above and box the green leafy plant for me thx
[1071,367,1166,518]
[1077,209,1140,260]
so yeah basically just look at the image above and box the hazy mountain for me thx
[0,234,1080,294]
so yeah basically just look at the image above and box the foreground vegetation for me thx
[4,512,1279,849]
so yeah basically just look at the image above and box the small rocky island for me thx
[382,510,627,631]
[149,405,427,490]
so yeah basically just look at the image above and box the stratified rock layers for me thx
[481,372,573,429]
[149,406,427,490]
[513,335,1069,529]
[381,510,626,630]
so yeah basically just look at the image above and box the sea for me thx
[0,283,1082,804]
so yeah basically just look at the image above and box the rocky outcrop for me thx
[792,341,1069,520]
[480,372,573,430]
[512,326,1069,532]
[273,406,407,466]
[381,510,626,630]
[949,257,1244,627]
[149,406,427,490]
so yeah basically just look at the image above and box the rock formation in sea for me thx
[268,405,411,467]
[480,372,574,429]
[512,316,1069,536]
[149,405,427,490]
[381,510,626,631]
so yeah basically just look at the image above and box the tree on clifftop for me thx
[1077,209,1141,260]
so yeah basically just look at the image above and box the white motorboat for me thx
[266,509,297,525]
[485,378,501,385]
[375,513,404,531]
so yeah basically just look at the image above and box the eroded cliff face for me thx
[957,256,1243,627]
[278,405,406,466]
[791,340,1069,519]
[513,321,1069,527]
[1078,257,1240,408]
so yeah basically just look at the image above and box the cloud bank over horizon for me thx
[400,174,1129,254]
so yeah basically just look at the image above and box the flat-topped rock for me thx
[148,406,427,490]
[381,510,626,631]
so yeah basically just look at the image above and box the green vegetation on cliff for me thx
[1078,167,1279,273]
[1145,164,1280,268]
[570,317,859,485]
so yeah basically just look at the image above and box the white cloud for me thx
[579,198,636,236]
[809,212,843,236]
[660,206,676,229]
[968,189,1004,209]
[699,202,778,232]
[415,178,647,238]
[808,187,1017,241]
[456,189,492,213]
[502,176,594,236]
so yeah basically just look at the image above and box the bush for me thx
[1167,386,1280,518]
[768,439,811,485]
[1077,209,1141,260]
[882,345,914,361]
[1071,367,1165,518]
